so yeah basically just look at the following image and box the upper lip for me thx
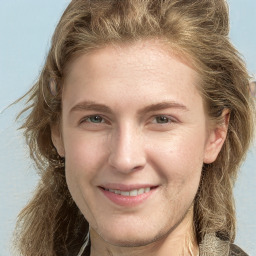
[99,183,159,191]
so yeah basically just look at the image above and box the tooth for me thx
[106,187,152,196]
[121,191,129,196]
[129,189,138,196]
[145,187,150,193]
[137,188,145,195]
[115,190,121,195]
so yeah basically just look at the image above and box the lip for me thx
[98,184,158,207]
[100,183,158,191]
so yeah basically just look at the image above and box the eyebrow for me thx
[69,100,189,115]
[137,101,189,115]
[70,101,112,114]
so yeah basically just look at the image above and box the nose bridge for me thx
[108,122,146,172]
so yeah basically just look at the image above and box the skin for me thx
[250,81,256,97]
[52,40,229,256]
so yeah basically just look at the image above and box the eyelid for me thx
[151,114,178,124]
[78,113,179,126]
[79,114,109,125]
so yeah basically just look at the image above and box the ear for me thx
[51,124,65,157]
[203,109,230,164]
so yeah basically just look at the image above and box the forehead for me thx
[62,39,203,115]
[65,39,198,84]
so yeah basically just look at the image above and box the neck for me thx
[89,209,199,256]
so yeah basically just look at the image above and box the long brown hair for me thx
[13,0,255,255]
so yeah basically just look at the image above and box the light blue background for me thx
[0,1,255,255]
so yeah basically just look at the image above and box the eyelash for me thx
[79,114,176,126]
[151,115,176,124]
[80,115,107,124]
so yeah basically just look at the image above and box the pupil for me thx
[157,116,168,123]
[91,116,102,123]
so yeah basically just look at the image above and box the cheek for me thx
[63,131,109,180]
[63,132,109,211]
[147,129,205,183]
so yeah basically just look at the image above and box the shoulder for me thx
[229,244,248,256]
[199,233,249,256]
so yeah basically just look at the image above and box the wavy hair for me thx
[13,0,255,255]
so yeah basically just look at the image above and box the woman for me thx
[14,0,255,255]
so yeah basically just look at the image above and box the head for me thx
[15,0,255,255]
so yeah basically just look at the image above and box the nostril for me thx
[131,165,145,171]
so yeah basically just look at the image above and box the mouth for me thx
[98,185,158,207]
[101,187,155,197]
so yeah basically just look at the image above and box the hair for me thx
[13,0,255,255]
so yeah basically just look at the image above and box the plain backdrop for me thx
[0,1,255,255]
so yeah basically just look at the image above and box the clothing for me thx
[77,232,248,256]
[199,233,248,256]
[229,244,248,256]
[78,242,248,256]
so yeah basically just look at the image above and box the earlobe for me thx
[203,109,230,164]
[51,124,65,157]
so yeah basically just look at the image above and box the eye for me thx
[147,115,178,131]
[153,115,174,124]
[81,115,106,124]
[78,114,111,131]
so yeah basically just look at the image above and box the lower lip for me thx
[99,187,157,207]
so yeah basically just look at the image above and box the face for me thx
[52,40,225,247]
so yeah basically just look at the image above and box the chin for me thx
[103,235,159,247]
[96,225,167,248]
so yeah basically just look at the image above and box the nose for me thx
[108,125,146,173]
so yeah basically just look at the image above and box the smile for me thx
[103,187,151,196]
[99,185,158,207]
